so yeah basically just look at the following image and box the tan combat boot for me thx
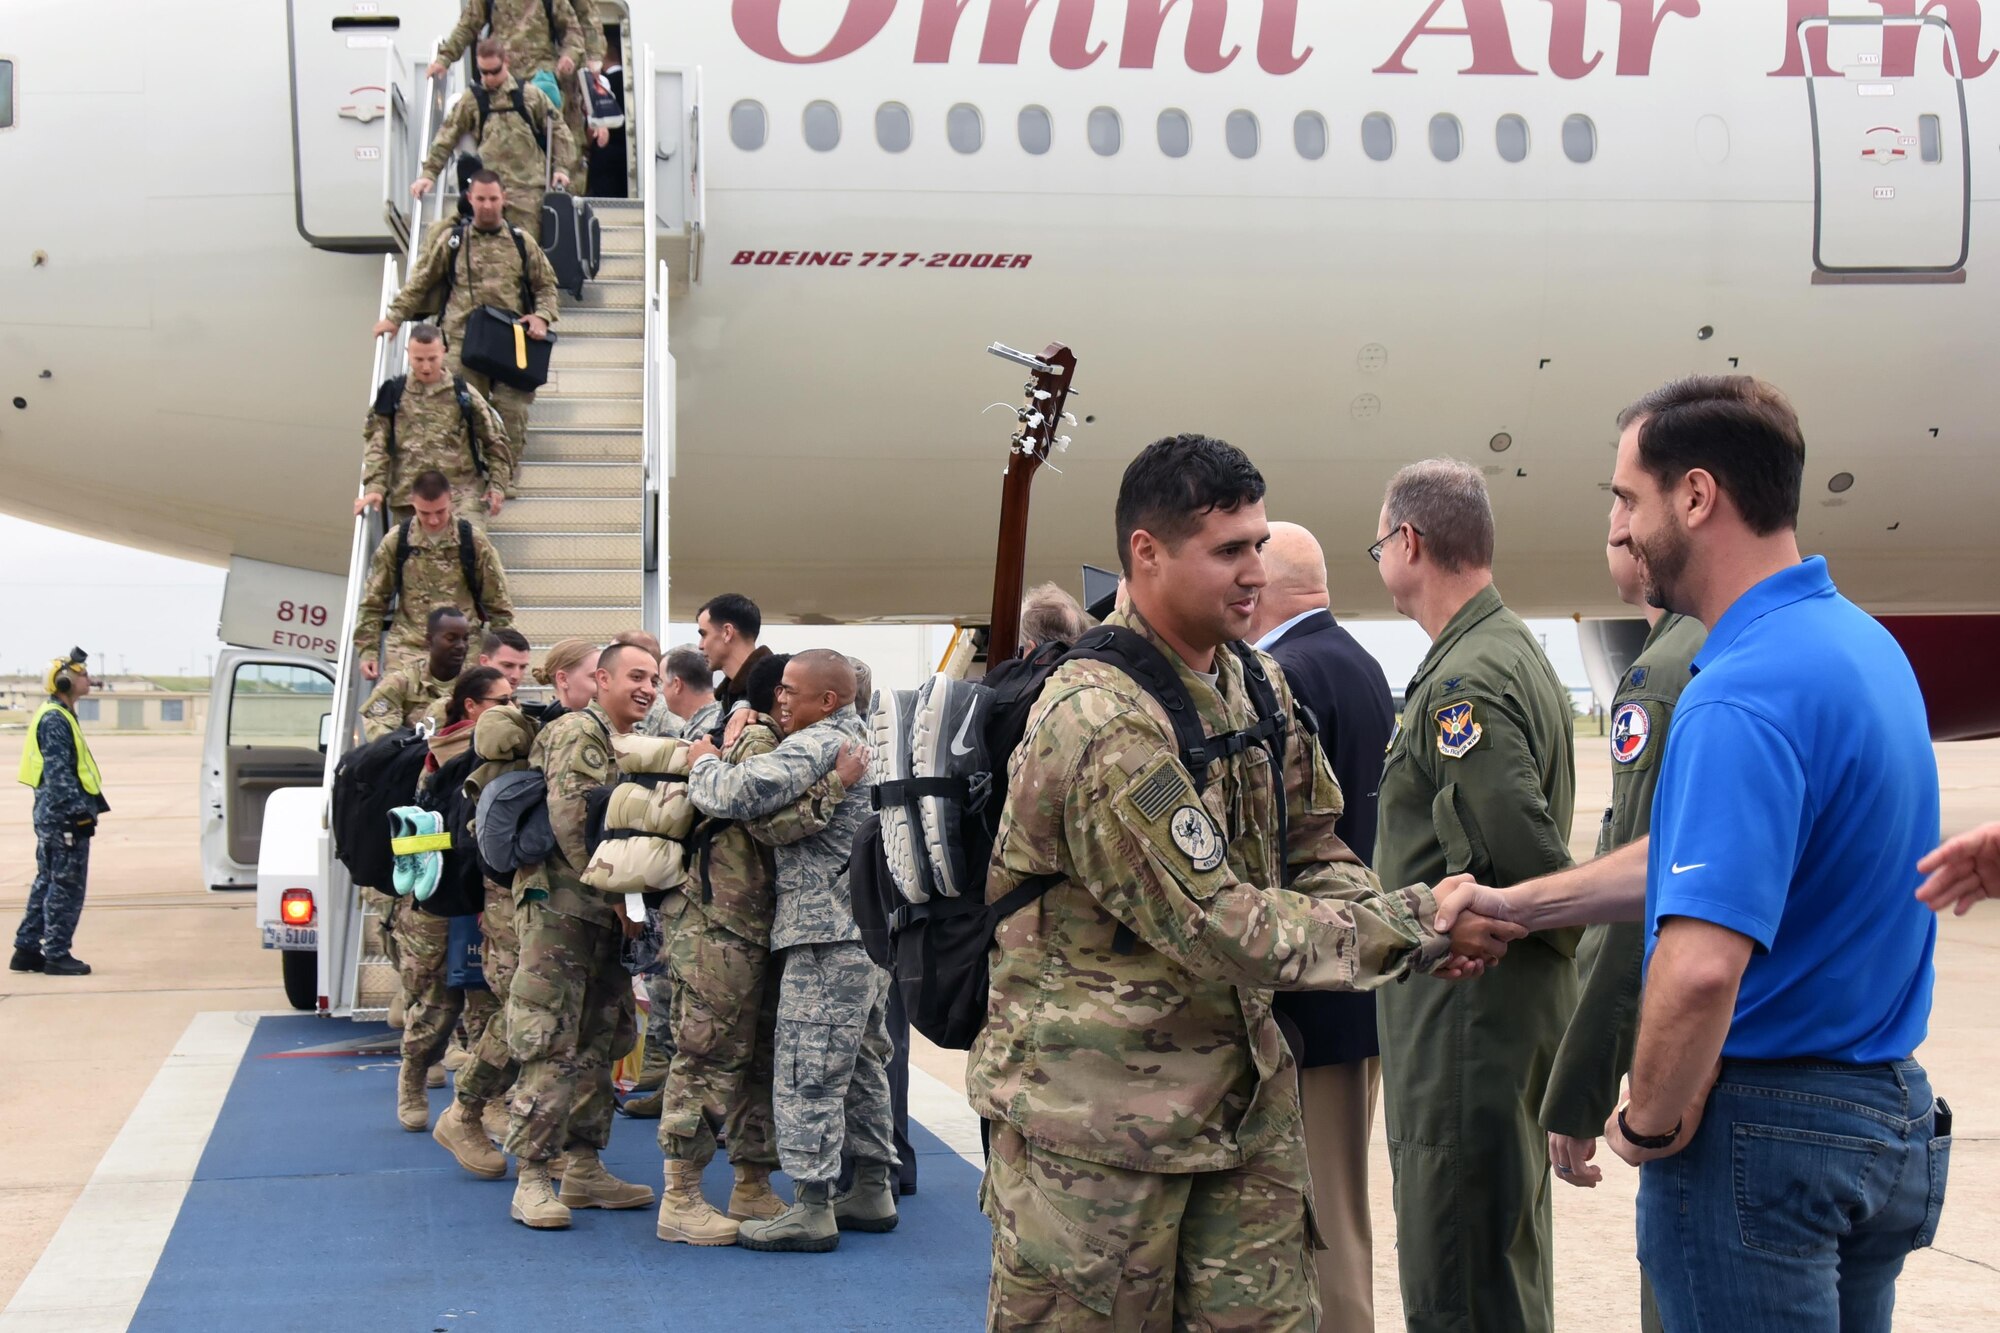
[397,1059,429,1132]
[480,1100,510,1145]
[433,1103,506,1179]
[728,1163,789,1222]
[386,990,406,1031]
[737,1180,839,1253]
[618,1089,663,1118]
[426,1063,446,1089]
[833,1162,900,1233]
[558,1148,656,1210]
[656,1159,740,1245]
[510,1161,572,1230]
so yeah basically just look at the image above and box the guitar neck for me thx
[984,462,1037,667]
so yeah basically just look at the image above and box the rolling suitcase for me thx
[540,194,600,300]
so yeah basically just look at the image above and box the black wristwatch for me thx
[1618,1107,1682,1151]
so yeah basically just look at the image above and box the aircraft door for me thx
[1806,15,1970,277]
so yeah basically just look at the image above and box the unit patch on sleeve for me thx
[1610,702,1652,765]
[1169,805,1225,873]
[1434,701,1482,759]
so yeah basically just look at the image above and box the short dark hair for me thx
[475,37,506,61]
[412,469,452,500]
[481,627,530,657]
[744,652,791,716]
[426,605,469,636]
[597,641,657,676]
[1383,459,1496,573]
[1617,376,1805,536]
[663,645,713,691]
[1114,434,1266,574]
[467,168,503,190]
[445,666,505,725]
[408,324,444,346]
[699,592,761,641]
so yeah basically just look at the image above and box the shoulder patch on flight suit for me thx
[1168,805,1225,872]
[579,741,609,773]
[1610,701,1652,765]
[1629,666,1649,688]
[365,697,394,718]
[1434,700,1481,759]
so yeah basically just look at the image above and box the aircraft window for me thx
[1919,114,1942,163]
[803,100,841,152]
[948,103,983,154]
[1019,105,1053,155]
[1429,114,1462,162]
[876,102,912,153]
[1226,110,1260,159]
[729,100,767,151]
[1496,114,1529,163]
[1361,112,1395,162]
[0,60,12,130]
[1089,106,1122,156]
[1294,112,1328,161]
[1158,109,1192,158]
[1563,114,1596,163]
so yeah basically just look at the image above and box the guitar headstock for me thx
[987,341,1078,476]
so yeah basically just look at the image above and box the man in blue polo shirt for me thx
[1435,375,1947,1332]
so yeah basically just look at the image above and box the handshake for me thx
[1430,874,1527,981]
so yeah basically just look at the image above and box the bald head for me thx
[777,648,857,733]
[1251,521,1330,639]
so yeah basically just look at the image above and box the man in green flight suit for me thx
[1538,529,1705,1333]
[1371,458,1580,1333]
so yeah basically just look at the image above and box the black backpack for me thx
[413,744,488,917]
[471,83,550,155]
[861,627,1294,1050]
[371,374,488,482]
[386,517,487,644]
[331,727,433,889]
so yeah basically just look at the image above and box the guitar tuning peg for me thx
[1024,411,1045,428]
[1032,389,1054,401]
[1061,412,1078,427]
[1056,435,1072,452]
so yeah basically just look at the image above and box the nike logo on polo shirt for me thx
[1671,862,1707,875]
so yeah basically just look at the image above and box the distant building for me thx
[0,675,209,733]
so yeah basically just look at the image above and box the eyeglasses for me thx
[486,694,516,708]
[1367,523,1423,564]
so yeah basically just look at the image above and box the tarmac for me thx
[2,730,1996,1329]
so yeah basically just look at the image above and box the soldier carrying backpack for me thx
[358,325,515,526]
[350,471,515,681]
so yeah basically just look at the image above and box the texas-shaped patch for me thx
[1611,702,1652,765]
[1435,700,1482,758]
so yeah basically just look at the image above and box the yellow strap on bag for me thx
[391,831,456,855]
[513,321,529,370]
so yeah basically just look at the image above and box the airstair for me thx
[309,34,689,1019]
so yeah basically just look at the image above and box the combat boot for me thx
[737,1181,839,1253]
[480,1100,510,1145]
[728,1163,788,1222]
[426,1063,446,1089]
[41,954,90,976]
[832,1162,900,1233]
[397,1059,430,1132]
[442,1044,471,1073]
[433,1103,506,1179]
[510,1161,572,1230]
[558,1148,656,1210]
[386,991,406,1030]
[618,1090,663,1118]
[655,1159,740,1245]
[9,947,43,973]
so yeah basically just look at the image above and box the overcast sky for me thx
[0,515,1590,688]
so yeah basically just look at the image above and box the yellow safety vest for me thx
[16,701,104,795]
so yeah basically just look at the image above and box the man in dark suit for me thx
[1251,520,1397,1331]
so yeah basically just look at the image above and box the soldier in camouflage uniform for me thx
[970,436,1501,1331]
[413,41,576,236]
[1371,459,1580,1333]
[11,651,109,977]
[433,0,584,89]
[351,473,513,680]
[1537,537,1704,1333]
[376,171,560,475]
[358,325,513,527]
[360,609,470,742]
[685,650,893,1253]
[502,643,661,1230]
[563,0,610,187]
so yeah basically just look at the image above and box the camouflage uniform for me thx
[421,75,575,236]
[392,896,458,1067]
[360,660,459,741]
[1540,612,1704,1333]
[384,218,561,471]
[633,697,723,1088]
[436,0,583,78]
[14,701,108,963]
[968,606,1454,1332]
[637,697,721,742]
[1374,583,1580,1333]
[361,371,515,522]
[562,0,608,185]
[687,705,891,1186]
[351,518,513,675]
[503,702,635,1162]
[454,875,523,1114]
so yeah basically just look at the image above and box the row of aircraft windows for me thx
[729,101,1600,165]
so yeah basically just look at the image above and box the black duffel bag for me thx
[460,304,555,391]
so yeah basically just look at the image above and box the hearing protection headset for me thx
[45,647,88,697]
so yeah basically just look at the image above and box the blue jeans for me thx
[1637,1059,1949,1333]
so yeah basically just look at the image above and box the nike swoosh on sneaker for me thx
[1671,862,1707,875]
[951,701,981,757]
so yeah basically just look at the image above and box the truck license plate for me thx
[262,924,318,950]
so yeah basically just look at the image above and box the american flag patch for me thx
[1129,763,1190,822]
